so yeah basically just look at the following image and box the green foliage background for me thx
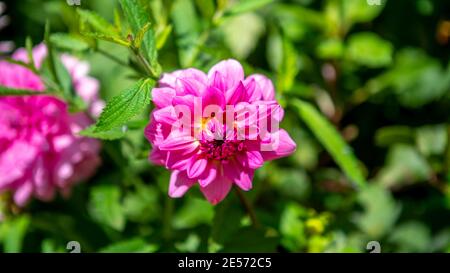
[1,0,450,253]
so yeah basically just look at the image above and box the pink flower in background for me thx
[145,59,296,204]
[0,43,103,206]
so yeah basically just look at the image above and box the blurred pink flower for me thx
[0,43,103,206]
[145,59,296,204]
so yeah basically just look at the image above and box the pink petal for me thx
[187,157,208,178]
[75,77,99,104]
[14,182,33,207]
[144,121,170,146]
[202,86,225,109]
[12,43,48,68]
[198,163,218,187]
[234,169,254,191]
[166,151,194,170]
[245,74,275,101]
[244,77,259,102]
[226,81,247,105]
[175,77,206,96]
[169,170,196,198]
[246,150,264,169]
[0,141,37,186]
[152,106,177,124]
[158,134,198,152]
[200,173,233,205]
[261,129,297,160]
[159,68,207,89]
[207,59,244,92]
[152,87,176,108]
[172,94,196,112]
[148,147,167,166]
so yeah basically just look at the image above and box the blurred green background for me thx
[0,0,449,253]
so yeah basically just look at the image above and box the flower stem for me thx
[234,187,260,228]
[162,197,174,240]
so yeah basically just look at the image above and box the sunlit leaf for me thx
[293,99,367,188]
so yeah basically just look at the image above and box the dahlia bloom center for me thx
[200,139,245,162]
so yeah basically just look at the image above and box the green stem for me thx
[234,187,260,228]
[162,197,174,240]
[135,49,158,80]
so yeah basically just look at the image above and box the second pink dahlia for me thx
[0,44,102,206]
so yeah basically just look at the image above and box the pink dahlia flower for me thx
[0,43,103,206]
[145,59,296,204]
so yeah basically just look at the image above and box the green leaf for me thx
[224,0,274,16]
[388,222,431,252]
[43,21,60,88]
[268,29,300,93]
[81,31,131,47]
[156,24,173,50]
[77,9,120,37]
[375,144,431,188]
[375,126,415,147]
[171,0,201,67]
[94,78,154,132]
[173,197,214,229]
[345,32,393,68]
[99,238,158,253]
[88,184,125,231]
[293,99,366,189]
[342,0,386,26]
[78,8,130,47]
[275,169,311,201]
[220,227,278,253]
[316,39,344,59]
[41,52,73,99]
[2,216,30,253]
[0,85,48,96]
[123,184,161,223]
[134,22,151,49]
[416,125,447,156]
[50,33,90,51]
[279,203,307,251]
[119,0,158,66]
[355,184,401,238]
[273,4,326,32]
[221,13,265,59]
[195,0,216,19]
[366,49,450,107]
[79,125,127,141]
